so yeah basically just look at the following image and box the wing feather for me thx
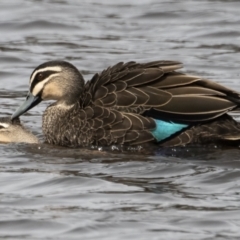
[157,95,236,115]
[79,60,240,146]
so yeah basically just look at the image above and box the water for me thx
[1,0,240,239]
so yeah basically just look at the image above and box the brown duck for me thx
[11,60,240,147]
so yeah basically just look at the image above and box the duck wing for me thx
[83,60,240,122]
[83,60,181,110]
[161,115,240,147]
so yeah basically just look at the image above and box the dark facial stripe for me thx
[30,70,58,92]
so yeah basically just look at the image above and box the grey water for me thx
[1,0,240,239]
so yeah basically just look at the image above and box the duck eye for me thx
[37,73,44,81]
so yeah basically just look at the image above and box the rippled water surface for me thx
[1,0,240,239]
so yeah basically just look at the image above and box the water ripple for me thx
[1,0,240,239]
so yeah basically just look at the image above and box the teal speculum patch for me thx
[151,119,189,142]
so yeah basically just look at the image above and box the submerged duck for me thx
[11,60,240,147]
[0,117,38,143]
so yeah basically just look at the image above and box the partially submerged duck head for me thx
[0,117,38,144]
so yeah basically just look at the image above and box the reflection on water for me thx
[1,0,240,239]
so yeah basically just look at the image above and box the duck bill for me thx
[11,92,42,120]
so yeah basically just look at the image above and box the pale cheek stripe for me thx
[30,66,62,84]
[32,73,60,96]
[0,123,9,128]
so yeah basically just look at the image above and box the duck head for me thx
[0,117,38,143]
[11,61,85,120]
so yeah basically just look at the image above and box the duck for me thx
[0,117,38,143]
[11,60,240,147]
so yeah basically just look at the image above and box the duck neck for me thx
[42,103,73,144]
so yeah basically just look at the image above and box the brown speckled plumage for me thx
[12,60,240,147]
